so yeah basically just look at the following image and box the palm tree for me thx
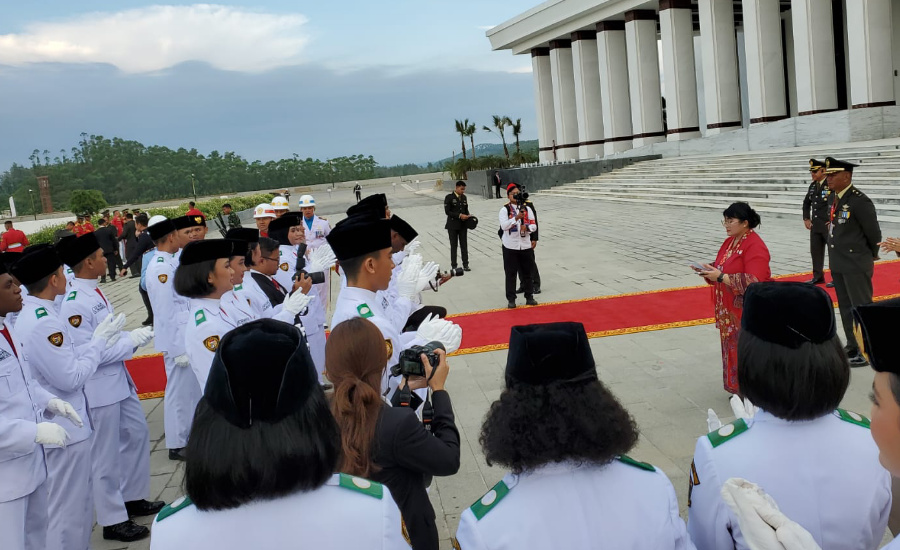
[454,119,469,160]
[509,118,523,155]
[482,115,511,159]
[466,122,477,160]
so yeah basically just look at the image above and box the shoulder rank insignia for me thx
[156,256,165,263]
[66,291,77,301]
[68,315,82,328]
[385,339,393,359]
[337,473,383,498]
[195,310,207,326]
[158,274,168,283]
[835,408,870,428]
[279,262,289,272]
[357,303,374,318]
[617,455,656,472]
[234,283,243,291]
[47,332,64,347]
[707,418,750,448]
[155,495,194,522]
[35,307,48,319]
[469,478,511,520]
[203,335,220,352]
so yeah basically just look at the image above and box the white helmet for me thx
[271,196,290,210]
[253,204,276,218]
[297,195,315,208]
[147,215,168,227]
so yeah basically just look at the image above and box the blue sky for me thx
[0,1,538,169]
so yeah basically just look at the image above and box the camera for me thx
[294,270,326,285]
[390,341,445,378]
[514,185,529,206]
[429,267,463,291]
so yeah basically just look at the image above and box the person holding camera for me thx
[327,317,460,550]
[444,181,471,272]
[500,183,538,309]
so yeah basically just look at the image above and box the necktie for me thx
[1,326,18,357]
[95,288,109,307]
[272,277,284,295]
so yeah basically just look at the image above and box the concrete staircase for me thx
[540,141,900,224]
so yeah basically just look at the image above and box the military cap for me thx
[224,228,259,243]
[11,244,61,285]
[852,298,900,374]
[741,282,836,348]
[389,215,418,243]
[147,218,176,240]
[505,322,597,386]
[56,234,101,267]
[326,215,391,261]
[809,158,825,171]
[825,157,859,174]
[179,240,234,266]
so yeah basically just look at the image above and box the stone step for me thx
[579,175,900,184]
[564,181,897,190]
[554,185,900,201]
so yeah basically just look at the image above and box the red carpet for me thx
[128,261,900,398]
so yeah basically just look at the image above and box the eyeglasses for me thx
[721,219,740,226]
[259,256,279,263]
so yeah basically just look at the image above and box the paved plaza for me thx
[92,183,898,549]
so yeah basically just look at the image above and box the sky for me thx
[0,1,539,169]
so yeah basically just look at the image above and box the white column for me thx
[625,10,665,146]
[698,0,742,133]
[742,0,787,123]
[531,48,557,163]
[549,40,580,161]
[791,0,838,114]
[571,31,604,159]
[596,21,633,154]
[847,0,895,108]
[659,0,701,140]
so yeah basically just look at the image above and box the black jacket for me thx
[827,185,882,273]
[122,231,154,271]
[94,225,119,254]
[251,271,287,307]
[444,192,469,230]
[372,390,460,550]
[120,220,138,249]
[802,180,831,232]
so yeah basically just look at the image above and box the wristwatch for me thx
[717,273,725,283]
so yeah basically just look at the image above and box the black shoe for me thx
[130,273,140,278]
[125,499,165,517]
[525,298,538,306]
[463,266,471,272]
[533,287,541,294]
[826,282,835,288]
[142,319,152,327]
[515,287,525,294]
[507,300,516,309]
[100,277,106,283]
[103,520,149,542]
[804,277,825,285]
[168,448,186,461]
[110,277,116,282]
[848,355,870,367]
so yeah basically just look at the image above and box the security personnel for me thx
[57,233,163,542]
[145,217,200,461]
[802,158,831,285]
[11,244,126,550]
[0,220,29,253]
[824,156,882,366]
[0,256,82,550]
[444,180,471,271]
[253,203,276,238]
[299,195,331,250]
[271,195,290,218]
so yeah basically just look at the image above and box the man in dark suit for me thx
[492,171,502,199]
[825,157,882,366]
[802,159,831,285]
[444,180,471,271]
[94,218,121,283]
[119,213,140,277]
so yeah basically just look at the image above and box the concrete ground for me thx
[92,183,896,549]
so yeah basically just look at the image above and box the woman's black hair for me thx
[723,201,761,229]
[245,242,259,267]
[184,388,339,510]
[174,259,217,298]
[480,380,638,474]
[737,331,849,420]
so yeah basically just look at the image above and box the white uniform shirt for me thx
[273,244,298,292]
[146,250,190,358]
[184,297,253,390]
[498,204,536,250]
[240,270,276,317]
[0,317,55,503]
[150,474,409,550]
[687,410,891,550]
[455,459,693,550]
[15,295,105,446]
[303,215,331,250]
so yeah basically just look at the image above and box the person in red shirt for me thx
[111,210,124,237]
[82,215,95,233]
[72,217,84,236]
[185,201,202,216]
[0,220,29,252]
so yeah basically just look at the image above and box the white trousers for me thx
[46,441,93,550]
[0,480,48,550]
[90,392,150,526]
[163,352,201,449]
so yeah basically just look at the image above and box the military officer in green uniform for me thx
[444,180,471,271]
[802,158,831,285]
[825,156,882,366]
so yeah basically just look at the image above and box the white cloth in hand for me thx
[128,326,154,348]
[174,354,190,368]
[46,398,83,428]
[731,395,758,420]
[415,314,463,354]
[721,478,821,550]
[707,408,723,432]
[92,313,125,349]
[307,244,337,273]
[405,237,421,256]
[416,261,439,294]
[283,290,314,315]
[396,254,423,300]
[35,422,70,447]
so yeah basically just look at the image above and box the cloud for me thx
[0,4,309,73]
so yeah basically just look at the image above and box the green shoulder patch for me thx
[707,418,750,448]
[66,291,77,301]
[35,307,48,319]
[156,256,165,263]
[155,495,194,522]
[836,408,870,428]
[194,310,207,326]
[469,479,510,520]
[337,473,383,499]
[234,283,243,291]
[617,455,656,472]
[357,303,374,318]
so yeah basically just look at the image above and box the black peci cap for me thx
[56,234,101,267]
[147,218,176,240]
[11,244,62,285]
[741,282,836,348]
[852,298,900,374]
[346,202,383,220]
[173,215,206,230]
[389,215,418,243]
[179,240,234,266]
[326,215,391,261]
[505,322,597,386]
[225,228,259,243]
[267,213,303,246]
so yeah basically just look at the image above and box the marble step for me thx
[565,181,900,190]
[555,185,900,201]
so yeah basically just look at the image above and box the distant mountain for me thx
[429,139,538,165]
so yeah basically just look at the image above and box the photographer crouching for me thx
[327,317,460,550]
[500,183,538,308]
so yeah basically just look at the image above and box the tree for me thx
[466,122,477,160]
[454,119,469,160]
[509,118,523,155]
[68,189,107,215]
[482,115,511,159]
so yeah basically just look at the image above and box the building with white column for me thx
[488,0,900,161]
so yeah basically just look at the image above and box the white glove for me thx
[35,422,69,447]
[415,314,463,354]
[128,326,154,348]
[307,244,337,273]
[416,261,439,294]
[707,408,722,432]
[396,254,422,301]
[721,478,821,550]
[46,398,83,428]
[91,313,125,349]
[731,394,758,420]
[174,354,190,368]
[405,237,421,256]
[283,290,314,315]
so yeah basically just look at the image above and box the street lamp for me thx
[27,189,36,220]
[190,173,197,202]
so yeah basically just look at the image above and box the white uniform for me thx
[239,270,276,318]
[146,250,201,449]
[150,474,409,550]
[302,214,331,250]
[0,317,56,550]
[184,297,253,390]
[687,410,891,550]
[455,458,693,550]
[273,244,298,292]
[16,295,105,550]
[59,278,150,527]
